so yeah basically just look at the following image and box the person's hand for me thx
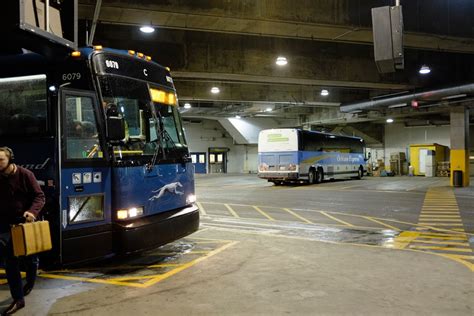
[23,211,36,223]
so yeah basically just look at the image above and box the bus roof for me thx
[260,128,364,142]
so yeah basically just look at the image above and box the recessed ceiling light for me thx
[184,103,191,109]
[275,56,288,66]
[211,87,220,94]
[140,26,155,33]
[321,89,329,96]
[419,65,431,75]
[386,118,394,123]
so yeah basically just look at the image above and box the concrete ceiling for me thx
[78,0,474,128]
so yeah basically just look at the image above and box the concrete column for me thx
[450,107,470,187]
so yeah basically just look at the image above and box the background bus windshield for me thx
[98,75,187,161]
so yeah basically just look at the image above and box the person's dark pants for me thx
[0,230,38,300]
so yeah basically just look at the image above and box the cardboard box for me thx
[11,221,52,257]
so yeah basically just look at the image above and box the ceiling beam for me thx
[79,4,474,54]
[173,71,412,90]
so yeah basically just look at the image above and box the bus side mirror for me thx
[106,116,125,142]
[365,152,371,161]
[105,103,125,142]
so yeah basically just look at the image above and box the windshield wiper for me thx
[146,103,165,172]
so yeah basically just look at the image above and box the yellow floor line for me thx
[419,215,463,217]
[409,245,473,252]
[387,231,420,249]
[148,263,183,268]
[319,211,353,227]
[283,208,313,224]
[141,241,239,288]
[362,216,400,231]
[410,239,471,246]
[417,223,464,226]
[417,218,462,222]
[196,202,207,216]
[253,206,275,221]
[416,235,468,241]
[225,203,240,218]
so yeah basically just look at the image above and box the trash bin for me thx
[453,170,463,187]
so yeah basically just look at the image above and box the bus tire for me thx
[308,169,316,184]
[274,180,282,186]
[315,168,323,184]
[357,166,363,179]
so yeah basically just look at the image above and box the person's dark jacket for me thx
[0,166,45,225]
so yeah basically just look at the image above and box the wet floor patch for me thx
[201,215,474,271]
[37,237,237,288]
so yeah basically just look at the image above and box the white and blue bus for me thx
[258,129,367,185]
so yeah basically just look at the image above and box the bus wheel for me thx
[308,169,316,184]
[274,181,282,186]
[315,168,323,184]
[357,167,363,179]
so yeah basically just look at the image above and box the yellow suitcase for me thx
[11,221,52,257]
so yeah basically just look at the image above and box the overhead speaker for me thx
[371,6,404,73]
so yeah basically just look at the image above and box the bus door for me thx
[59,89,113,264]
[191,152,207,173]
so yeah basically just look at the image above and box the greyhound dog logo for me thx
[149,182,184,201]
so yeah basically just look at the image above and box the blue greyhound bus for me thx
[258,128,367,185]
[0,47,199,265]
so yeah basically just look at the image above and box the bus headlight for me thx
[186,194,196,204]
[116,206,144,220]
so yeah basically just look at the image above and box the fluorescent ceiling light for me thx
[419,65,431,75]
[184,102,192,109]
[211,87,220,94]
[442,94,467,100]
[0,74,46,83]
[265,107,273,112]
[235,115,241,119]
[275,56,288,66]
[386,118,394,123]
[320,89,329,96]
[388,103,407,108]
[140,26,155,33]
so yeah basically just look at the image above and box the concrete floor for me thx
[1,175,473,315]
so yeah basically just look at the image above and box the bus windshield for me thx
[98,75,187,161]
[0,74,48,137]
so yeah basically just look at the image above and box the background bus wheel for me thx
[308,169,316,184]
[274,181,282,186]
[315,169,323,184]
[357,167,363,179]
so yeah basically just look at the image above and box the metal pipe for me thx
[45,0,50,32]
[340,83,474,113]
[88,0,103,46]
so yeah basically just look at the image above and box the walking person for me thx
[0,147,45,315]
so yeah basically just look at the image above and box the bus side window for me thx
[65,96,102,159]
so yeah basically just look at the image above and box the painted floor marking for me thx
[282,208,313,224]
[225,203,240,218]
[196,201,207,216]
[253,206,275,221]
[320,211,354,227]
[392,187,473,271]
[37,238,238,288]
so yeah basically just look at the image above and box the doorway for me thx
[208,147,229,173]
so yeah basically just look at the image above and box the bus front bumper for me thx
[114,204,200,254]
[257,172,299,180]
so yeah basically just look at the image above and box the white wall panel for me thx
[384,123,450,166]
